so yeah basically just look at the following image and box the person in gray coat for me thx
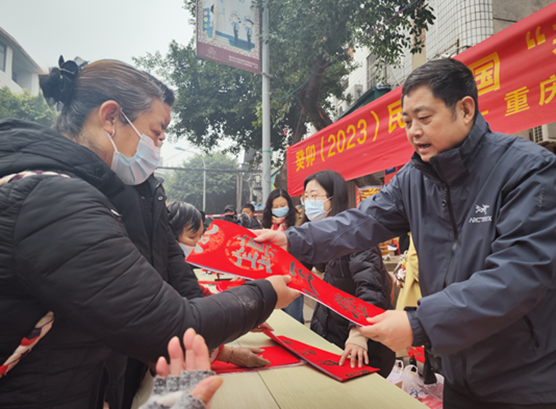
[256,59,556,408]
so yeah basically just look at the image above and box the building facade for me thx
[333,0,556,146]
[0,27,43,95]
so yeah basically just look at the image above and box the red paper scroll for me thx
[187,220,384,326]
[287,3,556,195]
[215,279,248,293]
[211,345,302,375]
[264,330,378,382]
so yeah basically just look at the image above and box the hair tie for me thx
[39,55,88,106]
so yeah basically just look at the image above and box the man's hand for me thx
[359,310,414,352]
[266,275,299,309]
[339,344,369,368]
[253,229,289,251]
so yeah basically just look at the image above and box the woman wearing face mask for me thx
[302,170,395,377]
[0,57,298,409]
[168,200,273,369]
[261,189,305,323]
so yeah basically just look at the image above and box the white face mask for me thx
[179,242,195,258]
[304,198,331,221]
[106,110,161,185]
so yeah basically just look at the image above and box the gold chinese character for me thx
[468,53,501,96]
[305,145,316,167]
[295,150,305,172]
[505,87,530,116]
[387,100,405,133]
[540,75,556,105]
[526,26,546,49]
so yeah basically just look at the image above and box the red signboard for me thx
[287,2,556,196]
[187,220,384,326]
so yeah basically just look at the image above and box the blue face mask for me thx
[304,198,331,221]
[272,206,289,218]
[106,110,161,185]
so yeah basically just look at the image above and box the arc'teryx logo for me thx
[475,204,490,214]
[469,204,492,223]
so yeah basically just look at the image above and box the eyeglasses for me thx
[300,195,333,205]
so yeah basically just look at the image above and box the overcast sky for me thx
[0,0,214,165]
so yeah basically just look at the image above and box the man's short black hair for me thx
[241,203,255,213]
[402,59,478,119]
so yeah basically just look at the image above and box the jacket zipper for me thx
[524,316,540,348]
[439,179,472,394]
[441,182,459,288]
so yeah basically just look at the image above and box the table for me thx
[211,310,425,409]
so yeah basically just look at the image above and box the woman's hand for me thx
[339,343,369,369]
[155,329,223,406]
[250,321,274,333]
[253,229,289,251]
[265,275,299,309]
[218,346,271,368]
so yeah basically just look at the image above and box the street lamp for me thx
[174,147,206,212]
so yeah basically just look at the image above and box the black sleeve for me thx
[13,177,277,363]
[166,230,204,299]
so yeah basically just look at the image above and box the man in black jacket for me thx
[256,59,556,407]
[241,203,262,229]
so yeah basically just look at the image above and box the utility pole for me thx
[261,0,271,204]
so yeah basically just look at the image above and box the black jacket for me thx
[109,176,204,300]
[310,247,394,377]
[0,119,277,409]
[286,114,556,404]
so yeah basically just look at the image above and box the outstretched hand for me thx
[156,329,223,406]
[253,229,289,251]
[339,343,369,368]
[359,310,414,353]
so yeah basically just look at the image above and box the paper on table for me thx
[187,220,384,327]
[211,345,303,375]
[264,330,378,382]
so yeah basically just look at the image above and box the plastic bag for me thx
[401,365,444,409]
[386,360,404,387]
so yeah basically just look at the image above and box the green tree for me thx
[165,152,250,214]
[0,87,57,126]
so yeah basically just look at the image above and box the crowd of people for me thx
[1,55,556,409]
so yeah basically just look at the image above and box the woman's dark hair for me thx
[40,58,167,141]
[302,170,349,223]
[167,201,203,239]
[262,188,297,229]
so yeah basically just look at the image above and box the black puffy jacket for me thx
[109,176,204,300]
[310,246,395,376]
[0,119,277,409]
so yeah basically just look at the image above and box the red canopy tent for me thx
[287,2,556,196]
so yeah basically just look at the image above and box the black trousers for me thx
[444,383,556,409]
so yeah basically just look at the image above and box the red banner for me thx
[287,2,556,196]
[187,220,384,326]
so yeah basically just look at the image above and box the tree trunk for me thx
[274,113,307,195]
[296,57,333,131]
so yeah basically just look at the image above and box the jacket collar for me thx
[0,119,125,197]
[411,113,489,186]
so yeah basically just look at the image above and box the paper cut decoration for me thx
[264,330,378,382]
[215,279,248,293]
[187,220,384,327]
[407,346,425,363]
[211,345,303,375]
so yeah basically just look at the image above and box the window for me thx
[0,41,6,72]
